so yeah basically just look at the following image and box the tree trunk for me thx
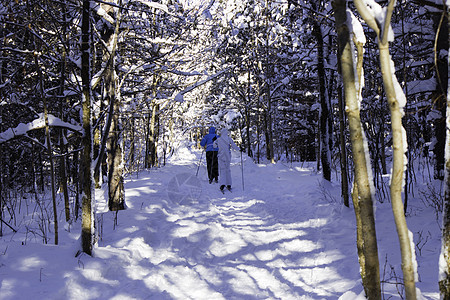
[73,150,80,220]
[440,77,450,299]
[257,81,262,164]
[246,68,253,157]
[94,87,113,183]
[380,101,388,175]
[0,97,3,236]
[35,55,58,245]
[351,183,367,292]
[59,6,70,221]
[106,48,125,211]
[0,126,2,236]
[93,114,102,188]
[145,111,152,169]
[381,46,417,298]
[264,112,272,161]
[433,10,448,180]
[263,0,275,163]
[129,116,136,172]
[59,126,70,222]
[338,86,349,207]
[148,101,159,168]
[80,0,94,255]
[313,16,331,181]
[440,93,450,298]
[439,5,450,297]
[354,0,417,298]
[380,8,417,300]
[107,94,125,211]
[333,1,381,297]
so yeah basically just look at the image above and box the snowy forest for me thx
[0,0,449,299]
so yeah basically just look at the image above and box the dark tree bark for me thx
[35,55,58,245]
[263,0,274,163]
[106,32,125,211]
[245,68,253,157]
[107,91,125,211]
[438,3,450,298]
[146,101,159,168]
[80,0,94,255]
[432,11,448,180]
[312,7,331,181]
[338,86,349,207]
[59,3,70,222]
[129,116,136,172]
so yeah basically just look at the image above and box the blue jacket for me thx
[200,127,219,152]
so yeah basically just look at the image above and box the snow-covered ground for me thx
[0,145,441,299]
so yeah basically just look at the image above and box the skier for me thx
[213,128,240,192]
[200,126,219,184]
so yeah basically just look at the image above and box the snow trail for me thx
[86,154,360,299]
[0,149,440,299]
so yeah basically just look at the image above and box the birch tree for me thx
[103,1,125,211]
[332,0,381,297]
[354,0,417,298]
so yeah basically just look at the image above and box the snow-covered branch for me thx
[0,113,82,143]
[167,68,230,104]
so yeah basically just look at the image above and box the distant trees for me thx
[0,0,201,251]
[0,0,84,242]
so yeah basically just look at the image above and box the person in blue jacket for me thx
[200,126,219,184]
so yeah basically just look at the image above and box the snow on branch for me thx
[133,0,171,15]
[354,0,395,42]
[347,9,366,44]
[0,113,82,143]
[94,2,115,25]
[168,68,230,104]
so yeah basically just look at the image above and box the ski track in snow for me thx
[85,161,358,299]
[0,150,440,299]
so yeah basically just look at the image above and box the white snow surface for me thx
[0,146,441,299]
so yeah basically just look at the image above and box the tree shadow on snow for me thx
[63,165,361,299]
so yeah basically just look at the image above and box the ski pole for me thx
[196,149,204,177]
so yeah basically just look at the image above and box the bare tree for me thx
[354,0,417,298]
[35,55,59,245]
[333,0,381,297]
[80,0,94,255]
[105,1,125,211]
[311,1,332,181]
